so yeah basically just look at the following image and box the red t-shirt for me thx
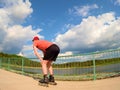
[33,40,53,53]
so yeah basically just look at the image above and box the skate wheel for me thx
[38,82,48,87]
[49,82,57,85]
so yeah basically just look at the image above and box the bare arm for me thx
[33,45,43,62]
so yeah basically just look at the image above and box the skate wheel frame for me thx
[38,82,48,87]
[49,82,57,85]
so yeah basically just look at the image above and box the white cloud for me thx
[1,25,41,53]
[21,44,44,58]
[69,4,99,17]
[54,12,120,53]
[0,0,33,25]
[0,0,42,54]
[115,0,120,5]
[20,45,34,57]
[59,51,73,56]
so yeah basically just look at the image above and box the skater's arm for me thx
[33,45,43,62]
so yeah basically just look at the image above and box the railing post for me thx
[0,58,1,68]
[8,58,10,70]
[22,58,24,75]
[93,54,96,80]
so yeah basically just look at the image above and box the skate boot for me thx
[39,75,49,87]
[48,75,57,85]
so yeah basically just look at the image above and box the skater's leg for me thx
[41,60,49,75]
[47,61,57,85]
[47,61,54,75]
[39,60,50,87]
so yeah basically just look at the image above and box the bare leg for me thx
[39,60,49,87]
[41,60,49,75]
[47,61,57,85]
[47,61,53,75]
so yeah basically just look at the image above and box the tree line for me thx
[0,52,41,67]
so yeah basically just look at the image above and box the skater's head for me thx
[32,36,39,42]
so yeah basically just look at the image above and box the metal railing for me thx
[0,49,120,81]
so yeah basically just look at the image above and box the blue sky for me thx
[0,0,120,57]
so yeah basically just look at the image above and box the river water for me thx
[12,63,120,75]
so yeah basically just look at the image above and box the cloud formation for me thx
[0,0,41,54]
[69,4,99,17]
[115,0,120,5]
[54,12,120,54]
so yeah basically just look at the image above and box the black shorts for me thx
[43,44,60,61]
